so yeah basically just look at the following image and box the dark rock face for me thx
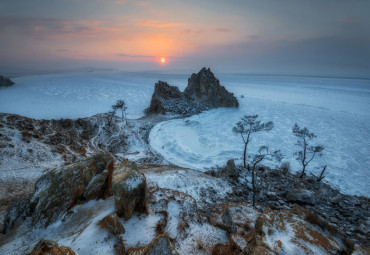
[145,81,187,114]
[145,68,238,115]
[184,68,239,108]
[0,75,14,87]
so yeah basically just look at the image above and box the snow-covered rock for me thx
[250,205,348,254]
[2,153,113,232]
[112,160,147,220]
[128,233,177,255]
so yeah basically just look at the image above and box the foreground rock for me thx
[145,68,238,115]
[112,160,147,220]
[2,153,113,232]
[29,239,75,255]
[128,233,177,255]
[247,205,348,254]
[0,75,14,87]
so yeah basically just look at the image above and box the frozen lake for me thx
[0,71,369,196]
[149,74,370,196]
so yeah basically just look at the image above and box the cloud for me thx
[214,28,230,33]
[117,53,154,58]
[114,0,130,4]
[138,19,183,28]
[337,18,362,23]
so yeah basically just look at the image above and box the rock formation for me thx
[112,160,147,220]
[2,153,113,232]
[0,75,14,87]
[145,68,238,115]
[184,67,239,108]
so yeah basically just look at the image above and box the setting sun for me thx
[160,57,166,64]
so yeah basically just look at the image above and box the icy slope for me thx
[150,75,370,196]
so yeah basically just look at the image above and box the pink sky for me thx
[0,0,369,75]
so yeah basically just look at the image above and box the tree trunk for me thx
[243,143,247,169]
[252,166,256,207]
[300,164,306,178]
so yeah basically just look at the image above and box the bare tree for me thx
[250,146,282,206]
[107,99,127,125]
[292,123,324,178]
[232,114,274,168]
[317,165,327,182]
[114,99,127,124]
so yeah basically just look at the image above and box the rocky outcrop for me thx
[2,154,113,232]
[184,67,239,108]
[0,75,14,87]
[112,161,147,220]
[247,205,348,254]
[145,68,238,115]
[29,239,75,255]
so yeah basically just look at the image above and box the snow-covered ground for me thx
[1,71,369,196]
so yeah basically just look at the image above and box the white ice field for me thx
[0,71,369,196]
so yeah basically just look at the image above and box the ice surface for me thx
[0,71,188,119]
[149,75,370,196]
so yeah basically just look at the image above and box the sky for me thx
[0,0,369,76]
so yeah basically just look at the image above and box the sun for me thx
[160,57,166,64]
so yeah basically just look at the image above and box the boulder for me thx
[184,67,239,108]
[219,159,239,178]
[248,205,347,254]
[98,212,125,236]
[29,239,75,255]
[3,153,113,231]
[112,160,147,220]
[0,75,14,87]
[285,189,316,205]
[128,233,177,255]
[145,68,238,115]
